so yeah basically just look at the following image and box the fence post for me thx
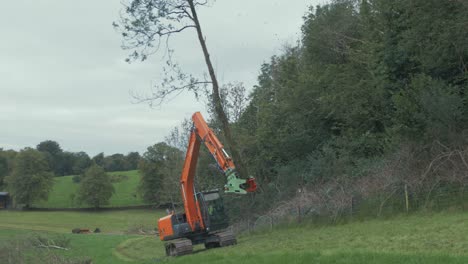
[297,186,303,223]
[297,203,302,223]
[404,184,409,213]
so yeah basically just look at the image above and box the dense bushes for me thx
[145,0,468,223]
[219,0,468,222]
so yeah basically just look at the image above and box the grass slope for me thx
[122,211,468,264]
[1,210,468,263]
[32,170,146,208]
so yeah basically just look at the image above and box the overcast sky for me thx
[0,0,323,156]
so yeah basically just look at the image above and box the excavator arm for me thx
[191,112,257,194]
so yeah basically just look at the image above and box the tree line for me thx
[0,140,141,182]
[1,147,115,209]
[0,140,140,208]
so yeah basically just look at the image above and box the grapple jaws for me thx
[244,177,257,193]
[224,169,257,194]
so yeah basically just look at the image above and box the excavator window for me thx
[197,191,229,232]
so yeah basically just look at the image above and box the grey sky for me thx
[0,0,322,156]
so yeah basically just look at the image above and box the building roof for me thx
[0,192,9,196]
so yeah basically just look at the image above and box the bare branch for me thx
[115,0,197,62]
[37,245,70,251]
[132,80,212,107]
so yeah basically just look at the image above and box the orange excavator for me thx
[158,112,257,256]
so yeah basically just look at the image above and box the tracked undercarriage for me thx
[164,229,237,257]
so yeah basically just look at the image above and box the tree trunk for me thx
[188,0,248,179]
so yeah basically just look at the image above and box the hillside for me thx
[1,211,468,263]
[32,170,147,208]
[122,212,468,264]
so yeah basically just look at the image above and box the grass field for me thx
[1,210,468,263]
[0,209,164,264]
[32,170,147,208]
[0,210,163,233]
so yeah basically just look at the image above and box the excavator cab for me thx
[197,190,229,232]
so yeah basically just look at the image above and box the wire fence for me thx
[232,144,468,234]
[231,184,468,234]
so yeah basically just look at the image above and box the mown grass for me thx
[32,170,147,208]
[0,209,163,233]
[1,210,468,263]
[0,209,165,263]
[169,251,468,264]
[0,229,137,264]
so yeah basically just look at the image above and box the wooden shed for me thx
[0,192,11,209]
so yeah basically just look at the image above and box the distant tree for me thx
[0,155,8,188]
[5,148,54,208]
[138,142,183,204]
[72,174,82,184]
[77,165,115,209]
[71,152,92,175]
[37,140,62,156]
[103,154,128,172]
[92,153,105,167]
[126,152,141,170]
[37,140,63,175]
[0,149,17,180]
[56,151,75,176]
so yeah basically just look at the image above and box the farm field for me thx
[1,210,468,263]
[32,170,147,208]
[0,209,164,264]
[0,209,162,234]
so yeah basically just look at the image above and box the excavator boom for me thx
[191,112,257,194]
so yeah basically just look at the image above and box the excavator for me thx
[158,112,257,256]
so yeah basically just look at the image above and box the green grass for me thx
[172,251,468,264]
[32,170,147,208]
[0,209,164,233]
[0,209,164,263]
[0,228,138,264]
[109,211,468,264]
[1,210,468,263]
[108,170,144,207]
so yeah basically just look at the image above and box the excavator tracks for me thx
[217,230,237,247]
[165,230,237,256]
[204,230,237,248]
[165,238,193,257]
